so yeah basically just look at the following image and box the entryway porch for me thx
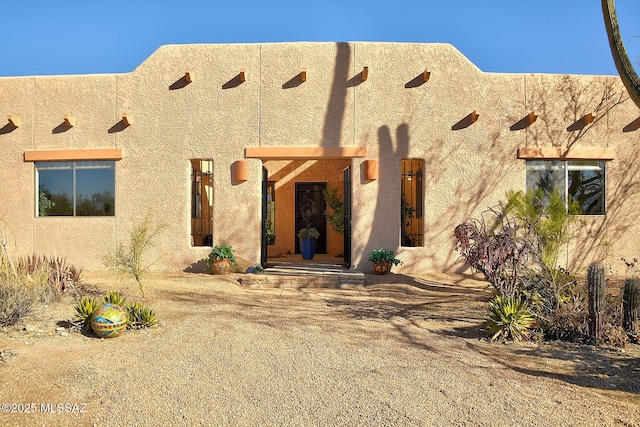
[240,254,366,290]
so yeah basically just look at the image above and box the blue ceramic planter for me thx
[300,238,316,260]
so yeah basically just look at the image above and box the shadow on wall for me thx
[526,76,627,150]
[525,76,630,270]
[397,76,630,274]
[321,43,351,147]
[431,131,515,275]
[352,123,410,268]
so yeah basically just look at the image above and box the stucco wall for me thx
[0,42,638,276]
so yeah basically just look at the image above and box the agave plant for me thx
[487,295,536,341]
[126,302,158,329]
[103,291,127,307]
[74,296,101,331]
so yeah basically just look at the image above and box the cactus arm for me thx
[602,0,640,109]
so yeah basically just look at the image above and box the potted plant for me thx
[266,230,276,245]
[298,227,319,260]
[206,245,236,275]
[369,248,402,275]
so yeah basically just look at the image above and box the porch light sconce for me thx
[527,112,538,125]
[583,113,595,125]
[239,69,246,82]
[121,113,132,126]
[300,70,307,83]
[361,66,369,81]
[422,70,431,83]
[233,160,248,182]
[184,69,192,83]
[364,160,379,181]
[470,110,479,123]
[63,114,75,128]
[7,115,20,127]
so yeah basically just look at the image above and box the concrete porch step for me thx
[239,260,365,289]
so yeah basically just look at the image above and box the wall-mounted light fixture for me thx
[7,115,20,127]
[233,160,248,182]
[364,160,379,181]
[527,112,538,125]
[361,66,369,81]
[63,114,75,128]
[121,113,132,126]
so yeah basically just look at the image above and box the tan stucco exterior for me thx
[1,42,639,275]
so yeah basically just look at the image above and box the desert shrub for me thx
[74,296,102,332]
[602,322,629,347]
[13,255,84,302]
[487,295,536,341]
[126,302,158,329]
[103,209,164,298]
[0,280,33,327]
[0,253,83,326]
[503,190,579,279]
[454,208,535,297]
[72,291,158,333]
[541,285,588,341]
[454,190,597,343]
[323,188,344,235]
[103,290,127,307]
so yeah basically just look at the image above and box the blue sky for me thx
[1,1,639,77]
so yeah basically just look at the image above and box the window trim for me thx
[525,159,607,216]
[24,148,123,162]
[517,147,616,161]
[35,160,116,217]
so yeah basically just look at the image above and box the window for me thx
[526,160,605,215]
[191,159,213,246]
[36,161,115,217]
[401,159,424,247]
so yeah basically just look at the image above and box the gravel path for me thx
[1,272,639,426]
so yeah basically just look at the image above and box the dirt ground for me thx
[1,270,639,426]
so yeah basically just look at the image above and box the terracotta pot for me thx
[373,260,392,275]
[210,258,232,275]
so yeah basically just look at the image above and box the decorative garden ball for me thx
[91,303,128,338]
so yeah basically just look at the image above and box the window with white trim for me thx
[525,160,605,215]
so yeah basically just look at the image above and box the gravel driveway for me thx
[1,272,639,426]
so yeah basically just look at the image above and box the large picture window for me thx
[526,160,605,215]
[401,159,424,247]
[36,161,115,217]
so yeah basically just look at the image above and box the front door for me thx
[295,182,327,254]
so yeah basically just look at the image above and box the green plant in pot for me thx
[369,248,402,275]
[298,227,319,260]
[206,245,237,275]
